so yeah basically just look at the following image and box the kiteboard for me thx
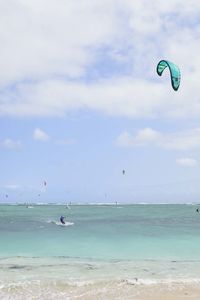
[48,220,74,227]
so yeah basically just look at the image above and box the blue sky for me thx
[1,0,200,203]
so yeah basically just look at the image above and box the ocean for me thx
[1,204,200,299]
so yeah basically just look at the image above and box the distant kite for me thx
[122,170,125,175]
[156,60,181,91]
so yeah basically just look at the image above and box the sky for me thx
[1,0,200,203]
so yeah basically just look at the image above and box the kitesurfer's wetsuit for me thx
[60,216,65,224]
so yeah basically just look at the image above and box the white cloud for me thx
[1,1,200,119]
[116,127,200,151]
[1,138,21,149]
[176,158,198,167]
[162,128,200,151]
[0,0,120,86]
[116,128,160,147]
[0,78,169,117]
[4,184,21,190]
[33,128,49,141]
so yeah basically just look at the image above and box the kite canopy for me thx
[156,60,181,91]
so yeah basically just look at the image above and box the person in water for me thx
[60,216,65,224]
[196,208,199,213]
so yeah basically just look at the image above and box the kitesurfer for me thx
[60,216,65,224]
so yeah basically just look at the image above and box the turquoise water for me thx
[1,204,200,261]
[1,204,200,298]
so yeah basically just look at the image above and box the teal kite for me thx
[156,60,181,91]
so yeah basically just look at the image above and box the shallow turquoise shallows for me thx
[1,204,200,261]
